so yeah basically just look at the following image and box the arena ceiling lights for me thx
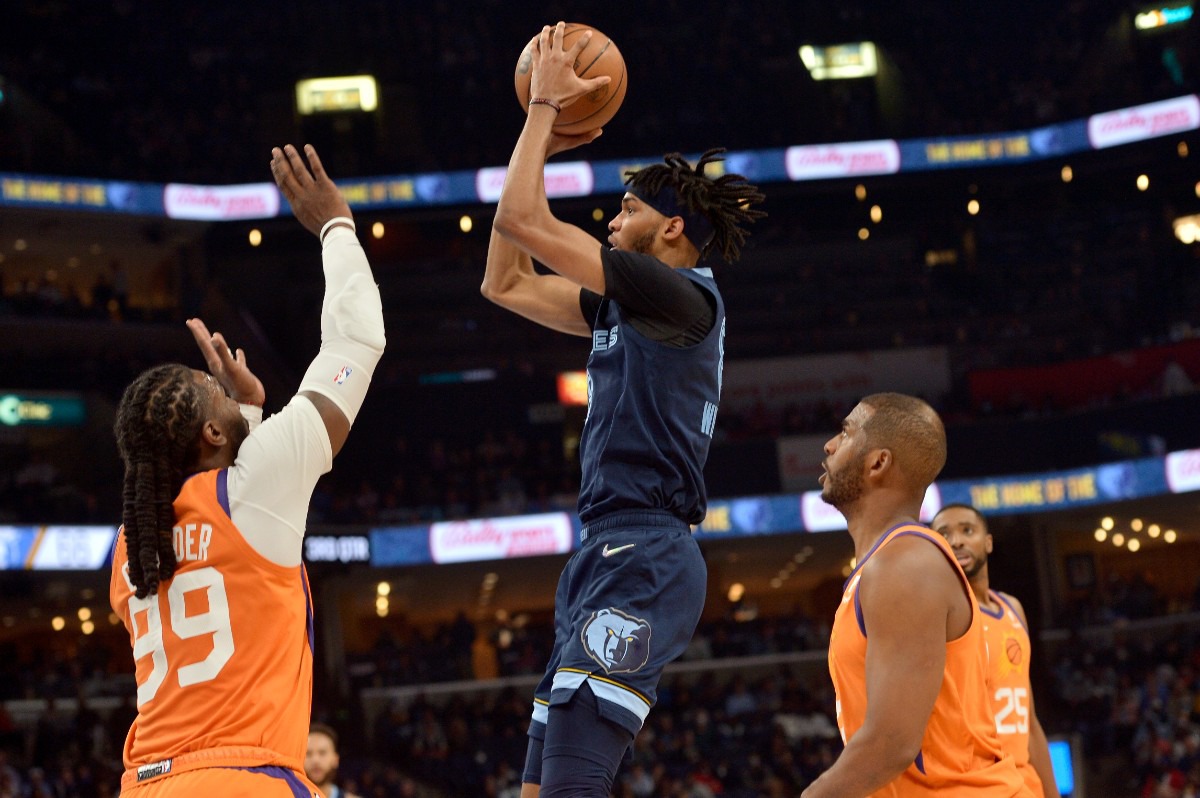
[798,42,878,80]
[294,75,379,115]
[1134,2,1193,31]
[1174,214,1200,244]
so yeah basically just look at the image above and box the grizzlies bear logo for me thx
[581,608,652,674]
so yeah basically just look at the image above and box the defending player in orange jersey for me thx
[109,144,385,797]
[932,504,1057,798]
[803,393,1032,798]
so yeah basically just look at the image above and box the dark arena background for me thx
[2,1,1199,795]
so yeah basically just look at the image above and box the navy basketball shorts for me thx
[529,509,708,736]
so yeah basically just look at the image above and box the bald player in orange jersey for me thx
[932,504,1057,798]
[802,393,1032,798]
[109,144,385,797]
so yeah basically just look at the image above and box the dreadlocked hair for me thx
[624,148,767,263]
[113,364,205,598]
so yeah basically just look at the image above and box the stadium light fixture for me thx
[799,42,878,80]
[295,75,379,115]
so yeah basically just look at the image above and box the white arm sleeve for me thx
[299,226,386,425]
[227,226,384,566]
[226,395,332,566]
[239,403,263,431]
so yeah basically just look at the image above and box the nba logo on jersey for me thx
[333,365,353,384]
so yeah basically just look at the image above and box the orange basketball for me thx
[514,23,627,135]
[1005,637,1022,666]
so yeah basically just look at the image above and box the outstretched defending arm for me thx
[272,143,386,456]
[219,144,386,569]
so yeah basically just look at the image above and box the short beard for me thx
[821,452,866,511]
[963,555,986,579]
[631,230,657,255]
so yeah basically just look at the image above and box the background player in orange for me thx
[109,143,385,796]
[305,724,362,798]
[931,504,1057,798]
[803,393,1032,797]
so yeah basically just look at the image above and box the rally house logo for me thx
[1087,96,1200,149]
[785,140,901,180]
[163,183,280,221]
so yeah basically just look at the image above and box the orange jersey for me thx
[110,468,314,778]
[982,590,1044,798]
[828,524,1029,797]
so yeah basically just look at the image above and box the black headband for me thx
[628,185,714,253]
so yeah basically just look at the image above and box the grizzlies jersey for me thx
[110,469,314,777]
[577,263,724,525]
[828,524,1029,797]
[982,590,1045,798]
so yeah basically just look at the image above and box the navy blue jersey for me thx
[577,260,725,525]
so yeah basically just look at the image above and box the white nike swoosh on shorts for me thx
[601,543,636,558]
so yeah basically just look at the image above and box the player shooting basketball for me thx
[481,20,765,798]
[109,144,384,797]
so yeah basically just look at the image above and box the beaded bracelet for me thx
[528,97,562,114]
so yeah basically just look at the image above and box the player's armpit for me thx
[483,228,591,337]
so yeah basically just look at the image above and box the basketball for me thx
[514,23,628,136]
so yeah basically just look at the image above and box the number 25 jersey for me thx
[110,468,314,773]
[982,590,1044,798]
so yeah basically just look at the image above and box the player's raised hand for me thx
[270,144,353,239]
[186,318,266,407]
[530,21,611,110]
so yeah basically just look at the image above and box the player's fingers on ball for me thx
[567,29,592,57]
[585,75,612,93]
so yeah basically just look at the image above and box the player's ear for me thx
[200,419,226,448]
[865,447,891,480]
[662,216,686,241]
[985,533,993,554]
